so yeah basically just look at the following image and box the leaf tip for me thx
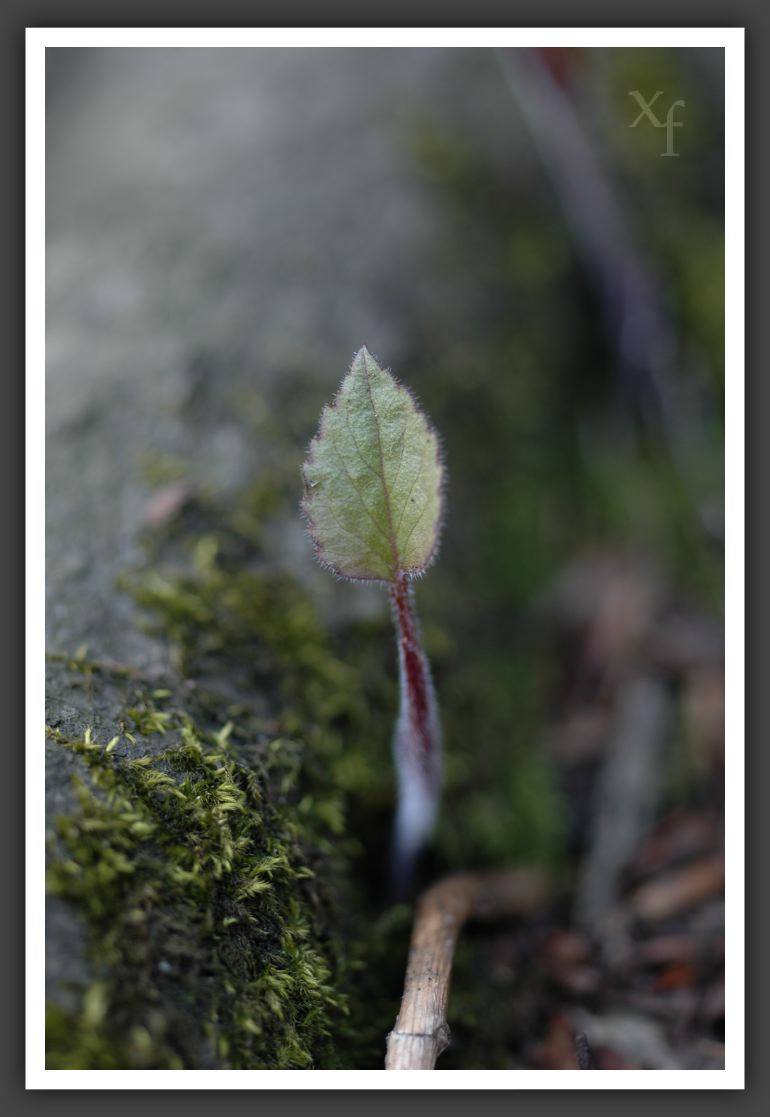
[350,344,376,375]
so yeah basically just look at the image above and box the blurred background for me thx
[46,47,725,1070]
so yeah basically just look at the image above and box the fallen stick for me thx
[385,868,549,1070]
[574,1032,595,1069]
[574,672,671,935]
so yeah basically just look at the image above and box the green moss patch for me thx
[46,711,351,1069]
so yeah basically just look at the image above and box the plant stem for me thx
[389,573,442,893]
[385,869,549,1068]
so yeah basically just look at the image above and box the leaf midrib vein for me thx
[328,440,393,556]
[360,353,400,573]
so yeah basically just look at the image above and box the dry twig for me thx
[574,672,671,934]
[574,1032,595,1069]
[385,868,548,1069]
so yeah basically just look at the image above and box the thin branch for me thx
[497,48,679,438]
[575,1032,595,1069]
[385,868,549,1070]
[574,672,671,936]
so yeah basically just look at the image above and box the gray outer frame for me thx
[3,0,761,1113]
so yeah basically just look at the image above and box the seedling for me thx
[301,347,445,888]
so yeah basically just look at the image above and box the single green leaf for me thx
[301,347,444,582]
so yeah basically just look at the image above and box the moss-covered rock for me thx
[44,479,399,1068]
[46,711,350,1069]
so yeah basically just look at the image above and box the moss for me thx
[46,480,401,1069]
[137,451,192,488]
[46,708,351,1069]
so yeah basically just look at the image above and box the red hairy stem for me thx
[389,573,442,891]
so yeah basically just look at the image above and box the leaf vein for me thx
[360,354,399,568]
[328,440,393,555]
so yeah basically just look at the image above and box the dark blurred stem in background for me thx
[498,48,704,461]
